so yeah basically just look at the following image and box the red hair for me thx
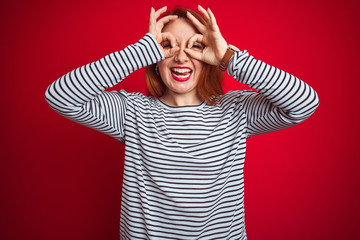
[145,7,224,105]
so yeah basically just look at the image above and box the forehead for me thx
[162,18,198,41]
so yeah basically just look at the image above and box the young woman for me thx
[45,6,319,240]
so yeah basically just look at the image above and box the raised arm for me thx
[184,5,319,137]
[45,7,181,142]
[228,51,319,137]
[45,33,163,141]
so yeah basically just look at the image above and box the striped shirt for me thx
[45,33,319,239]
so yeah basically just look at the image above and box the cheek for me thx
[193,61,205,77]
[157,60,169,78]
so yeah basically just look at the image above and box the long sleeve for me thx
[228,50,319,138]
[45,33,164,142]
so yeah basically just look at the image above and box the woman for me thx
[45,5,319,240]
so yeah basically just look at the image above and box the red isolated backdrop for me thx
[1,0,359,239]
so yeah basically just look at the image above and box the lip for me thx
[170,66,192,82]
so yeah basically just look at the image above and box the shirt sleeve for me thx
[45,33,164,143]
[227,50,319,138]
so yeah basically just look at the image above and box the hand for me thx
[148,6,180,58]
[184,5,228,66]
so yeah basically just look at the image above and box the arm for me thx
[228,51,319,137]
[45,6,179,142]
[45,33,164,142]
[184,5,319,137]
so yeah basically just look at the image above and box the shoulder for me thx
[219,90,257,105]
[117,90,156,109]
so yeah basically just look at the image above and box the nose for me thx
[174,47,189,63]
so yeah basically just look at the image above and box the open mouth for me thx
[170,67,193,82]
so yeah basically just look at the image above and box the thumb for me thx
[184,48,203,61]
[164,46,180,58]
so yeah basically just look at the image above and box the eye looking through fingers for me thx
[191,42,204,51]
[161,41,171,48]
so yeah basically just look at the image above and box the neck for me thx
[160,90,203,107]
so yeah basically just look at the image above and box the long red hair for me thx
[145,7,224,105]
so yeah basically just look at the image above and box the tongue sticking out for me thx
[171,69,191,76]
[175,72,187,76]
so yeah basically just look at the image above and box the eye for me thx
[191,42,204,50]
[161,41,171,49]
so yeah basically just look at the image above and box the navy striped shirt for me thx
[45,33,319,239]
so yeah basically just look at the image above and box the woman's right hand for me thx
[148,6,179,58]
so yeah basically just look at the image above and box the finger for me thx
[157,15,178,29]
[148,7,155,33]
[165,46,180,58]
[186,11,207,33]
[187,34,204,49]
[198,5,210,23]
[154,6,167,19]
[207,8,220,31]
[161,32,177,48]
[184,48,203,61]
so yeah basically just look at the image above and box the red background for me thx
[1,0,359,239]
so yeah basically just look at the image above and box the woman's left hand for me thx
[184,5,228,66]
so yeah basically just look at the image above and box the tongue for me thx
[172,70,189,76]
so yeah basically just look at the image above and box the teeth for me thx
[172,68,191,73]
[173,72,191,78]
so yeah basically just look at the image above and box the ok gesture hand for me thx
[184,5,228,66]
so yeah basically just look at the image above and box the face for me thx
[157,18,205,97]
